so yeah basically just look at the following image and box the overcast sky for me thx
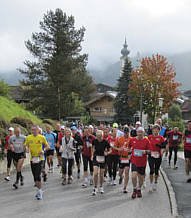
[0,0,191,73]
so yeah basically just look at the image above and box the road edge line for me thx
[160,167,179,218]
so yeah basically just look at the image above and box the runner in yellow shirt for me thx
[25,125,49,200]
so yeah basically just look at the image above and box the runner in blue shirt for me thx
[44,126,56,173]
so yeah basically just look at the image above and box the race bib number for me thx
[110,142,114,147]
[186,138,191,144]
[151,151,160,158]
[173,135,178,140]
[120,158,129,164]
[32,156,41,163]
[96,156,105,163]
[59,147,63,153]
[86,141,90,148]
[134,149,143,157]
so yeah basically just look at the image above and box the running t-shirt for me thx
[184,130,191,151]
[44,132,55,150]
[115,136,131,157]
[82,134,95,157]
[9,135,26,153]
[92,139,110,157]
[129,137,150,167]
[148,135,165,157]
[73,133,83,150]
[107,136,118,155]
[24,134,48,160]
[159,127,166,137]
[5,135,11,150]
[167,131,182,147]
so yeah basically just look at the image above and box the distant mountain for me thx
[89,52,191,90]
[1,51,191,90]
[0,71,25,85]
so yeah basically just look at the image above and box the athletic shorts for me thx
[184,150,191,159]
[30,161,42,182]
[119,161,131,169]
[55,147,62,157]
[93,156,105,169]
[13,152,26,162]
[131,163,146,175]
[46,149,54,156]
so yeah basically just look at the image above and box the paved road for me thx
[0,164,172,218]
[162,152,191,218]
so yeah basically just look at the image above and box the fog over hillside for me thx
[1,51,191,91]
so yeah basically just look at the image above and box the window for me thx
[93,107,101,112]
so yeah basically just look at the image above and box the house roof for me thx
[8,85,28,101]
[181,100,191,112]
[85,91,117,106]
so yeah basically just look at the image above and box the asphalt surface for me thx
[0,163,172,218]
[162,153,191,218]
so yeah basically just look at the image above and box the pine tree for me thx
[114,58,136,124]
[19,9,95,120]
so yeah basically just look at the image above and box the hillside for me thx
[0,96,41,124]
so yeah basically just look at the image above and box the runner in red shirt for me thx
[107,127,119,186]
[81,126,95,187]
[129,127,151,199]
[183,120,191,182]
[167,127,182,169]
[148,125,165,192]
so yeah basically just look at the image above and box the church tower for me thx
[120,37,130,77]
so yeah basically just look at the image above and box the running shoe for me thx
[107,177,112,185]
[149,184,153,192]
[4,176,10,181]
[82,183,88,188]
[62,178,66,185]
[13,183,18,189]
[123,189,128,194]
[68,178,72,184]
[137,189,142,198]
[186,178,191,183]
[90,179,93,186]
[48,168,52,173]
[36,193,42,200]
[92,188,97,196]
[132,189,137,199]
[99,186,104,194]
[153,183,157,191]
[174,165,178,170]
[143,180,146,189]
[113,180,117,186]
[119,176,123,185]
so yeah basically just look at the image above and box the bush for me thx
[10,117,33,130]
[0,119,10,129]
[168,118,185,132]
[42,119,57,129]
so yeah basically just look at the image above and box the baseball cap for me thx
[136,121,141,125]
[8,127,14,131]
[113,123,119,128]
[61,125,65,130]
[71,126,77,131]
[89,125,94,129]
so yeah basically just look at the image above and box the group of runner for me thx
[1,118,190,201]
